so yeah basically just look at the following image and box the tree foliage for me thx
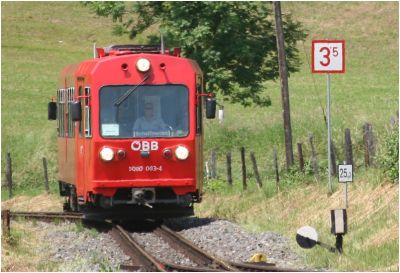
[86,1,307,107]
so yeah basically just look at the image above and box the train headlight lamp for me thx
[136,58,151,72]
[100,147,114,162]
[175,146,189,160]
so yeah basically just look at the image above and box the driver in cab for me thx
[133,102,167,133]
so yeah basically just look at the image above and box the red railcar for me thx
[48,45,216,219]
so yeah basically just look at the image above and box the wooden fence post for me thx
[210,149,217,178]
[226,152,233,186]
[43,157,49,193]
[6,152,13,199]
[308,133,320,182]
[363,123,375,167]
[344,128,354,168]
[240,147,247,190]
[273,148,280,192]
[330,142,337,176]
[297,143,304,173]
[250,152,262,188]
[2,210,10,238]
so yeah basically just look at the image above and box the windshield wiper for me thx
[113,74,150,107]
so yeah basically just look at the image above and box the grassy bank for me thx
[195,175,398,271]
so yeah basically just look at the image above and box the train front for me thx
[86,46,214,219]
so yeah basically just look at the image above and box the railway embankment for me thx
[1,195,308,271]
[195,179,399,271]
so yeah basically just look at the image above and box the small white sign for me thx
[312,40,345,73]
[102,124,119,136]
[338,164,353,182]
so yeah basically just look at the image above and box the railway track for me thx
[5,210,83,221]
[3,210,302,272]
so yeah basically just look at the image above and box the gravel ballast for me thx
[165,217,307,269]
[35,221,130,271]
[29,217,307,271]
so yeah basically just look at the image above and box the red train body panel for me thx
[50,45,214,219]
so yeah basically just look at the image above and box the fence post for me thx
[226,152,233,186]
[210,149,217,178]
[273,148,280,192]
[368,124,375,166]
[2,210,10,238]
[250,152,262,188]
[43,157,49,193]
[297,143,305,173]
[205,161,211,180]
[344,128,354,168]
[330,142,337,176]
[308,133,320,182]
[240,147,247,191]
[363,123,375,167]
[6,152,13,199]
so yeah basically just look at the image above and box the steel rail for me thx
[111,224,167,272]
[155,224,239,271]
[158,225,303,272]
[230,261,305,272]
[4,211,303,272]
[8,211,83,221]
[163,262,224,272]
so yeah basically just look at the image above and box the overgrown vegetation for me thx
[377,125,399,182]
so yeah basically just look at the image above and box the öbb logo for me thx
[131,141,159,151]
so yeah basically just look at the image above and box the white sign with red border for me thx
[312,40,345,73]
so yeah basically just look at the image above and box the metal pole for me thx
[343,160,348,208]
[327,73,332,194]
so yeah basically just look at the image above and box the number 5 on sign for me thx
[312,40,345,73]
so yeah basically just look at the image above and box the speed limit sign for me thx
[312,40,345,73]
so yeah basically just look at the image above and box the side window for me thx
[58,88,65,137]
[196,74,203,134]
[84,87,92,138]
[67,87,75,138]
[78,86,83,137]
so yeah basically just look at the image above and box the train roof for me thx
[59,45,201,86]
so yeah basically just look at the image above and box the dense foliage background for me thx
[86,1,307,107]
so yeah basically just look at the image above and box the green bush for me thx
[377,125,399,183]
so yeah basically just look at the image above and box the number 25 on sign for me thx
[312,40,345,73]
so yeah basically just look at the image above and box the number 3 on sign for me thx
[312,40,345,73]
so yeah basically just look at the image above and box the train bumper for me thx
[92,178,195,189]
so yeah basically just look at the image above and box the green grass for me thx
[1,2,132,188]
[2,2,397,187]
[196,179,398,271]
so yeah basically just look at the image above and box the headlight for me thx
[136,58,151,72]
[175,146,189,160]
[100,147,114,162]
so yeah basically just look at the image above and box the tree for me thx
[86,2,306,107]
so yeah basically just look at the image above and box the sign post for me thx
[312,40,346,194]
[338,162,353,208]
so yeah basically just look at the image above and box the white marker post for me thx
[338,162,353,208]
[312,40,346,194]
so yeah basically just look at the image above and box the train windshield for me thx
[100,85,189,138]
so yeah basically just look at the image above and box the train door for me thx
[195,74,204,194]
[76,85,86,202]
[76,84,92,205]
